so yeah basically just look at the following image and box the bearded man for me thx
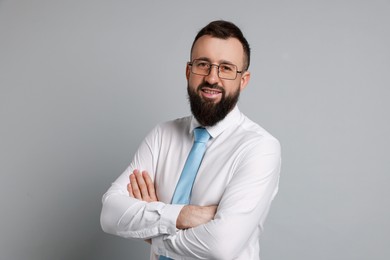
[101,20,281,260]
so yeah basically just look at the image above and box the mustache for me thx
[197,83,225,92]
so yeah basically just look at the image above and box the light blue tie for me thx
[159,127,210,260]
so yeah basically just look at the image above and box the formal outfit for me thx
[101,106,281,260]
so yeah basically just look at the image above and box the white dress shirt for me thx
[100,106,281,260]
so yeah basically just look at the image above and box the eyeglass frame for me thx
[187,59,243,80]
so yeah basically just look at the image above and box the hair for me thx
[190,20,251,71]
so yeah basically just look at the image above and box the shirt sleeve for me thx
[100,126,185,240]
[151,138,281,259]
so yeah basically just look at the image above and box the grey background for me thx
[1,0,389,259]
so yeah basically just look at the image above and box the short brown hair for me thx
[191,20,251,71]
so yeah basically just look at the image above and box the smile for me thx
[200,87,223,101]
[202,88,222,95]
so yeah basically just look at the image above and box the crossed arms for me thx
[100,126,281,259]
[128,169,217,230]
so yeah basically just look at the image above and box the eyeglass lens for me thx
[191,60,237,80]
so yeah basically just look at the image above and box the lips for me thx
[200,87,222,100]
[202,87,222,95]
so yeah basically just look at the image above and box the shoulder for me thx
[235,114,281,155]
[147,115,192,139]
[156,116,191,132]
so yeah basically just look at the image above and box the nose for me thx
[204,65,220,84]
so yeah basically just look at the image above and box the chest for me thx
[155,137,245,206]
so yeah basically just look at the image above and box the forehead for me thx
[191,35,244,66]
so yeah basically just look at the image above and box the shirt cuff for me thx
[159,204,185,235]
[151,234,181,259]
[151,235,165,256]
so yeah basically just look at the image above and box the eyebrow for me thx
[195,57,236,65]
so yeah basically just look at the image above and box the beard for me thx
[187,82,240,127]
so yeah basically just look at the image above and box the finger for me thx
[127,174,134,197]
[127,183,134,197]
[142,171,157,201]
[134,170,150,200]
[130,173,142,200]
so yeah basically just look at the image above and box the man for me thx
[101,20,281,260]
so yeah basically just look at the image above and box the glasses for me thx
[188,59,242,80]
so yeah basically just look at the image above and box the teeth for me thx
[204,89,220,94]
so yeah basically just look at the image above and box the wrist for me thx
[176,205,192,229]
[176,205,217,229]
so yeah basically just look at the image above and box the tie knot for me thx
[193,127,210,143]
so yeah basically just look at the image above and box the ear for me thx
[239,70,251,91]
[186,63,191,80]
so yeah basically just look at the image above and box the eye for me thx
[197,61,210,68]
[220,64,234,72]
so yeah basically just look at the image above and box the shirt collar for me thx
[189,106,242,138]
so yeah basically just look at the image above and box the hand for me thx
[127,169,158,202]
[128,169,217,230]
[177,205,217,229]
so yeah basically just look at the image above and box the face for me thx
[186,35,251,126]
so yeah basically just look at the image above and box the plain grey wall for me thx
[1,0,389,259]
